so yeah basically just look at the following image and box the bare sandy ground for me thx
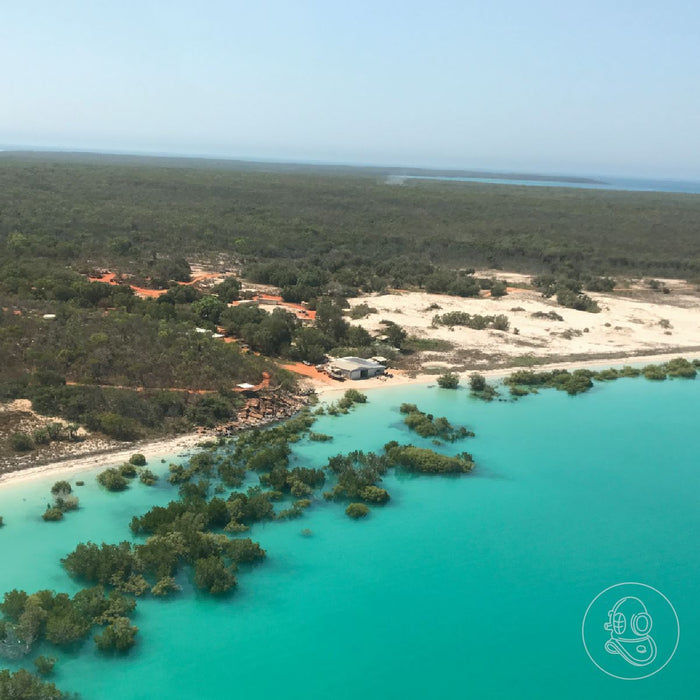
[0,433,203,489]
[346,275,700,371]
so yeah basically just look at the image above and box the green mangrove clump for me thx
[324,451,389,501]
[94,617,139,652]
[42,482,79,521]
[326,389,369,416]
[33,655,56,676]
[384,442,475,473]
[97,468,129,492]
[505,358,696,399]
[437,372,460,389]
[0,669,70,699]
[0,585,137,659]
[42,508,64,522]
[139,469,159,486]
[345,503,370,519]
[399,403,473,441]
[505,368,594,396]
[469,373,499,401]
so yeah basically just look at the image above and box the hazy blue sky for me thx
[2,1,699,177]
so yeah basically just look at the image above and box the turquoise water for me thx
[399,174,700,194]
[1,377,699,698]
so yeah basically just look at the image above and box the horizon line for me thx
[1,144,699,184]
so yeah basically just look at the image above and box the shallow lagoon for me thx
[1,377,698,699]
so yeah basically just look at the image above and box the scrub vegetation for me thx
[0,668,70,699]
[432,311,510,331]
[2,155,699,283]
[504,358,698,397]
[42,481,79,522]
[399,403,474,441]
[2,155,700,452]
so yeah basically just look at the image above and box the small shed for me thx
[329,357,385,380]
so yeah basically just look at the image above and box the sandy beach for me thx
[1,353,697,490]
[312,349,700,401]
[2,273,698,489]
[0,432,203,489]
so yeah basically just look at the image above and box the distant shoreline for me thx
[313,350,700,400]
[4,149,700,194]
[0,351,697,491]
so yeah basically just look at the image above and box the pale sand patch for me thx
[346,276,700,368]
[0,433,203,490]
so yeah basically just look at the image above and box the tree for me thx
[437,372,459,389]
[51,481,72,496]
[139,469,159,486]
[94,617,138,651]
[345,324,373,348]
[151,577,180,597]
[97,468,129,492]
[315,298,348,343]
[42,508,64,522]
[491,280,508,297]
[157,284,200,305]
[193,556,237,594]
[247,308,297,355]
[33,656,56,676]
[384,442,475,473]
[192,295,226,325]
[212,277,241,302]
[98,413,140,441]
[150,256,191,286]
[10,432,34,452]
[1,589,29,622]
[469,373,486,392]
[119,463,138,478]
[219,302,268,335]
[293,327,330,363]
[0,669,69,700]
[345,503,370,519]
[491,314,510,331]
[129,453,146,466]
[360,485,390,504]
[380,320,407,349]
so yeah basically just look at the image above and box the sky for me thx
[1,0,699,178]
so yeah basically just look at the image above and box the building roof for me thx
[331,356,385,371]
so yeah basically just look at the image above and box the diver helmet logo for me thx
[582,582,679,680]
[603,596,657,666]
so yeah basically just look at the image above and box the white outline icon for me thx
[603,596,657,666]
[582,582,679,680]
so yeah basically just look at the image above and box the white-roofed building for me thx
[328,356,385,380]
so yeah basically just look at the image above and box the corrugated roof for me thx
[331,357,385,371]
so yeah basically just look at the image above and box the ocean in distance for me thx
[1,376,698,699]
[395,174,700,194]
